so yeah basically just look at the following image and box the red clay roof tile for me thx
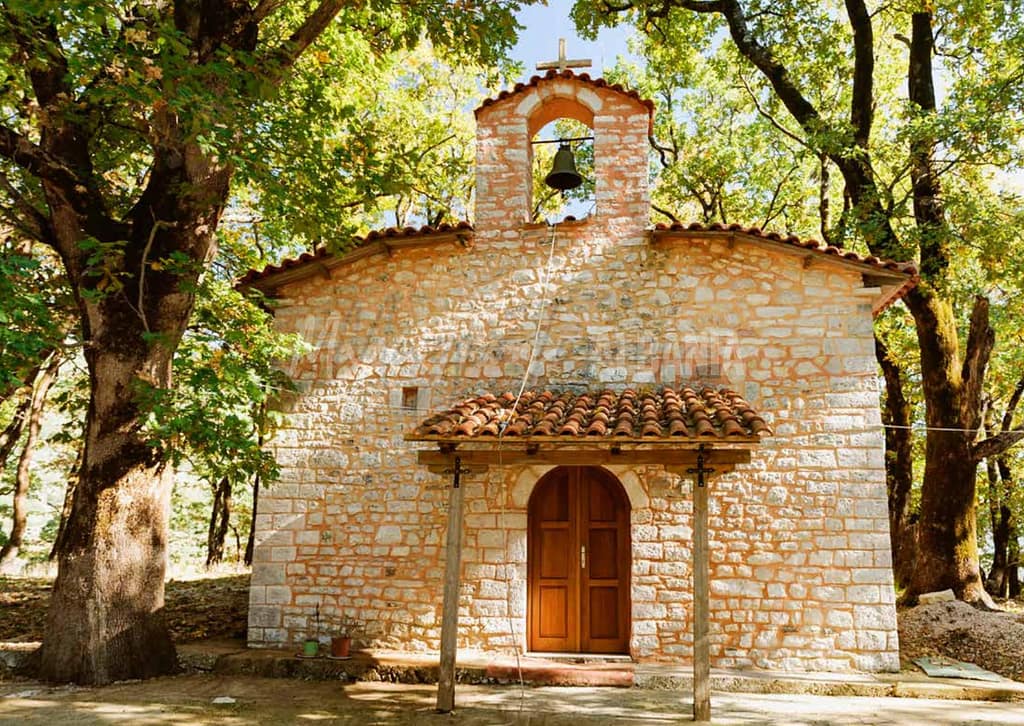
[409,387,771,443]
[652,222,917,276]
[475,69,655,117]
[238,221,473,287]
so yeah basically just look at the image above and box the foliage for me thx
[0,245,69,401]
[235,40,516,250]
[137,274,306,492]
[574,0,1024,599]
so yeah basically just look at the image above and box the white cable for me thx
[492,220,561,705]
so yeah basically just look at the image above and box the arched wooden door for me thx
[527,466,630,654]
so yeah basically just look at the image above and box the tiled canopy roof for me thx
[410,388,771,443]
[474,69,655,116]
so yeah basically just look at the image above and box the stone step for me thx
[187,646,634,688]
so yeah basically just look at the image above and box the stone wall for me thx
[247,74,899,672]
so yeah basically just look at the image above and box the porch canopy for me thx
[407,386,770,720]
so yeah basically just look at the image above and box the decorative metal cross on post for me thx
[687,443,716,488]
[536,38,592,72]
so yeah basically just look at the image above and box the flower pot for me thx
[302,638,320,657]
[330,635,351,658]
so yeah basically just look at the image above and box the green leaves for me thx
[137,274,308,490]
[0,245,69,399]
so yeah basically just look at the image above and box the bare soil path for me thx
[2,674,1024,725]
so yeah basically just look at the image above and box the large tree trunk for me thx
[898,13,996,607]
[902,292,994,606]
[36,169,225,681]
[37,338,181,683]
[1,0,342,685]
[206,476,232,567]
[875,336,914,585]
[0,354,59,572]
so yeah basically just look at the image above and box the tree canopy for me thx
[0,0,532,684]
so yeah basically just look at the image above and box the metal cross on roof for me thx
[536,38,592,72]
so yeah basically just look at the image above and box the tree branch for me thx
[266,0,346,82]
[961,295,995,433]
[973,428,1024,462]
[652,204,679,222]
[252,0,288,23]
[845,0,874,148]
[1001,375,1024,432]
[737,72,811,150]
[908,11,949,281]
[0,170,54,245]
[2,7,72,108]
[0,125,81,188]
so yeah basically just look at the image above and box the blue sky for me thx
[511,3,634,81]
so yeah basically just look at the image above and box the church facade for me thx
[242,70,915,672]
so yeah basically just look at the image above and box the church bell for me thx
[544,142,584,191]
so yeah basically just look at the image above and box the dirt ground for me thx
[0,574,249,643]
[897,598,1024,681]
[2,674,1024,725]
[2,573,1023,683]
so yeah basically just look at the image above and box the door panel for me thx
[587,529,618,579]
[538,586,569,638]
[529,468,577,652]
[587,586,619,639]
[539,529,571,578]
[528,467,630,654]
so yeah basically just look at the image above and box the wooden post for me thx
[692,477,710,722]
[436,462,466,713]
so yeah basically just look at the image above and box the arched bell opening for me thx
[528,97,596,224]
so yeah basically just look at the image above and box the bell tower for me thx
[473,60,654,234]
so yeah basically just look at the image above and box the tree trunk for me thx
[1008,532,1021,598]
[902,292,994,606]
[206,476,232,567]
[986,455,1017,598]
[244,471,259,567]
[37,342,178,684]
[0,354,59,572]
[49,443,82,561]
[875,336,914,586]
[0,387,33,477]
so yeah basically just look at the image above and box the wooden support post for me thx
[692,478,710,721]
[436,459,467,713]
[689,447,713,722]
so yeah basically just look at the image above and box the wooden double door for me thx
[527,466,631,654]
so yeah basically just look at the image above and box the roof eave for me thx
[238,229,474,294]
[649,228,914,283]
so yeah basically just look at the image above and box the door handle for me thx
[581,544,586,569]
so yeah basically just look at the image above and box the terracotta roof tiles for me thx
[238,221,472,287]
[410,387,770,443]
[652,222,917,276]
[240,219,917,292]
[475,69,655,116]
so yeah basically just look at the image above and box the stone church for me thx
[241,69,916,673]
